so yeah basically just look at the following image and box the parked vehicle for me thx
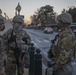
[43,27,53,33]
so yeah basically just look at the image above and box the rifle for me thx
[48,42,54,59]
[48,34,59,59]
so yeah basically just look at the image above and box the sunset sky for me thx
[0,0,76,22]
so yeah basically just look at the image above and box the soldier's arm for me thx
[19,30,31,60]
[2,28,12,52]
[55,33,74,67]
[3,28,12,41]
[23,30,31,45]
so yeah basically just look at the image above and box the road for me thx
[24,28,76,75]
[23,28,58,53]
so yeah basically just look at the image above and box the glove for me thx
[22,37,27,44]
[48,48,53,59]
[47,60,55,67]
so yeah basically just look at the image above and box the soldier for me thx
[51,13,76,75]
[0,17,6,75]
[3,15,31,75]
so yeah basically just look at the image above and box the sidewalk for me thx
[24,68,29,75]
[23,68,45,75]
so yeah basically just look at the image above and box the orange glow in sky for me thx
[25,16,31,25]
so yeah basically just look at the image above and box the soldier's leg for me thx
[5,61,16,75]
[53,62,73,75]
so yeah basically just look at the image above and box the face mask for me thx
[13,24,22,32]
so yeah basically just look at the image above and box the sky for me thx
[0,0,76,22]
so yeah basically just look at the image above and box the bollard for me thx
[34,49,42,75]
[29,43,35,75]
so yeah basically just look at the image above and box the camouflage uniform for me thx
[0,17,6,75]
[52,28,75,75]
[0,35,6,75]
[3,15,31,75]
[52,13,76,75]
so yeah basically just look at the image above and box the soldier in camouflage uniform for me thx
[0,17,6,75]
[51,13,76,75]
[3,15,31,75]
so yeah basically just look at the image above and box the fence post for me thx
[29,43,35,75]
[34,49,42,75]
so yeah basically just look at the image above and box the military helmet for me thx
[12,15,24,24]
[57,13,72,24]
[0,17,5,24]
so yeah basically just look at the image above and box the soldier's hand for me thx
[54,64,61,69]
[22,37,27,44]
[0,68,5,75]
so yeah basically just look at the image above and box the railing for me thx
[25,23,76,29]
[25,24,58,30]
[28,43,42,75]
[28,43,55,75]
